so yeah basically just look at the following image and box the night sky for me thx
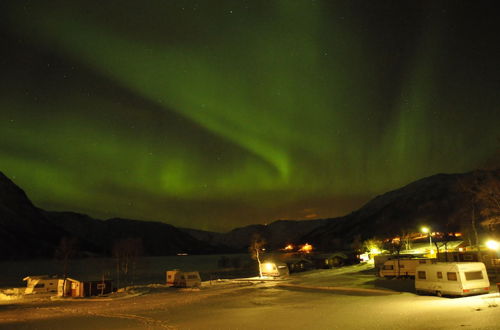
[1,1,499,232]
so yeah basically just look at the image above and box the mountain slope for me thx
[182,218,332,251]
[0,172,65,258]
[302,169,500,250]
[0,171,219,259]
[1,168,498,258]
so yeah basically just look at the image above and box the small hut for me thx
[58,278,113,297]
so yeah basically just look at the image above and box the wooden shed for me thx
[58,278,113,297]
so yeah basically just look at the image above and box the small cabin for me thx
[166,270,201,288]
[284,257,314,273]
[58,278,113,297]
[23,275,61,294]
[311,253,349,269]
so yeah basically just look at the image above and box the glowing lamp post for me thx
[421,227,433,256]
[486,240,499,251]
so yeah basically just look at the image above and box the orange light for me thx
[299,243,313,253]
[284,244,294,250]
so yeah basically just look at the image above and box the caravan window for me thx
[417,271,426,279]
[383,265,394,270]
[419,260,427,264]
[35,283,45,288]
[465,271,483,281]
[447,272,457,281]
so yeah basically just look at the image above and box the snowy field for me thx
[1,263,499,329]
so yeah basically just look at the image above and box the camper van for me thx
[379,258,433,278]
[415,262,490,297]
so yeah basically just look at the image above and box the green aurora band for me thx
[1,1,499,230]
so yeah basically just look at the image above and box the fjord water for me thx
[0,254,254,288]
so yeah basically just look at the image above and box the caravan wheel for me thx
[436,291,442,297]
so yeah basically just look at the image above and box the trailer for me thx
[379,258,433,278]
[260,261,289,277]
[166,270,201,288]
[415,262,490,297]
[23,275,61,294]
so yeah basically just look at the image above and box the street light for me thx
[421,227,433,255]
[486,240,499,251]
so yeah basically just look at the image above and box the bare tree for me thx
[350,234,363,254]
[112,238,143,289]
[475,171,500,233]
[55,237,78,278]
[55,237,78,298]
[249,234,266,278]
[362,238,383,253]
[401,230,412,251]
[384,238,404,277]
[458,172,500,260]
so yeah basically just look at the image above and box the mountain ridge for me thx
[0,168,498,259]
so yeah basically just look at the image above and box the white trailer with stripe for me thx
[415,262,490,297]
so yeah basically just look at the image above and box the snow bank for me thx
[0,288,24,301]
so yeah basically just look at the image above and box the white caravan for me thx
[23,275,61,294]
[166,270,201,288]
[415,262,490,297]
[260,261,290,277]
[379,258,433,278]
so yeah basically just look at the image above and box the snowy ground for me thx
[1,264,498,329]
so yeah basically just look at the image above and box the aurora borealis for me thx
[1,1,499,231]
